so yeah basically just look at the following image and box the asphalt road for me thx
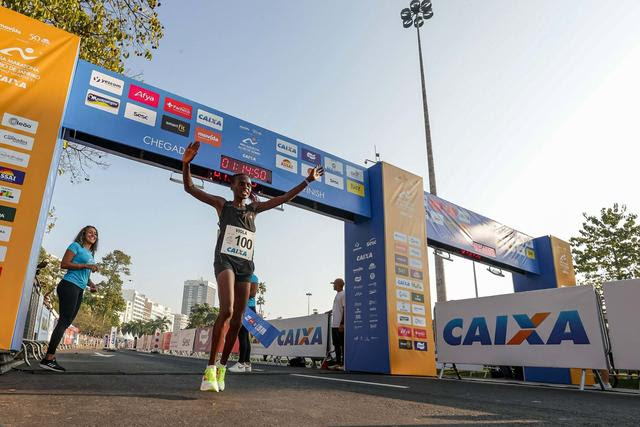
[0,350,638,426]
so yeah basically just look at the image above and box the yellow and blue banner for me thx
[0,6,79,351]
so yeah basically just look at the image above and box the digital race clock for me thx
[220,155,272,184]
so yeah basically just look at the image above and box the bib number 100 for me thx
[234,235,253,250]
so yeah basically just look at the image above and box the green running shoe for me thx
[216,364,227,391]
[200,365,219,392]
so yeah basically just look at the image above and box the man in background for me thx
[330,278,345,370]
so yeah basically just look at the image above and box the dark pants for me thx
[238,307,255,363]
[47,280,84,356]
[331,327,344,364]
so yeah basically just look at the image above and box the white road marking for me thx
[291,374,409,389]
[93,352,114,358]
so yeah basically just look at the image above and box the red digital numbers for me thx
[219,155,272,184]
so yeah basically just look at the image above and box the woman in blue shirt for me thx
[229,274,259,373]
[40,225,99,372]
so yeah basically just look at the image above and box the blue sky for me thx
[43,0,640,317]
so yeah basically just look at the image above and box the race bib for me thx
[220,225,255,261]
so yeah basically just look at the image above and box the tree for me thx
[187,304,219,329]
[74,250,130,335]
[1,0,164,182]
[37,248,65,308]
[257,282,267,316]
[570,203,640,299]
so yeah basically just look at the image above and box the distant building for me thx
[172,313,189,332]
[181,279,217,315]
[120,289,175,332]
[121,289,148,323]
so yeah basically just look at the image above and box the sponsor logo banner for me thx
[412,316,426,327]
[275,138,298,157]
[395,254,408,265]
[408,236,421,247]
[0,245,6,262]
[196,108,223,131]
[409,258,423,269]
[275,154,297,173]
[124,102,156,126]
[411,292,424,303]
[324,156,344,174]
[398,326,412,337]
[0,129,34,151]
[414,329,427,339]
[395,265,409,276]
[396,301,411,313]
[0,167,25,185]
[164,97,193,119]
[89,70,124,95]
[394,243,407,254]
[251,314,329,358]
[301,148,321,165]
[195,127,221,147]
[347,179,364,197]
[602,280,640,370]
[395,278,412,289]
[411,280,424,291]
[398,339,413,350]
[0,205,16,222]
[410,269,423,280]
[0,185,20,203]
[346,164,364,182]
[1,112,38,134]
[0,147,29,167]
[85,89,119,114]
[128,84,159,107]
[393,231,407,242]
[324,172,344,190]
[412,304,426,315]
[434,285,607,369]
[242,308,281,347]
[409,247,422,258]
[0,224,11,242]
[414,341,428,351]
[397,314,412,325]
[396,289,410,301]
[161,115,190,137]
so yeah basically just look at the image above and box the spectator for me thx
[330,278,345,370]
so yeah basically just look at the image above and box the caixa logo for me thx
[277,327,323,346]
[443,311,590,346]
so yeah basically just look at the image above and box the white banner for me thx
[169,331,180,351]
[603,279,640,370]
[176,328,196,352]
[435,286,607,369]
[252,313,329,358]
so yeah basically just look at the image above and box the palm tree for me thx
[187,304,219,328]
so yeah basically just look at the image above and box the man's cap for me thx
[330,278,344,285]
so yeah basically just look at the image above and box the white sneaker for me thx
[228,362,246,373]
[244,364,252,373]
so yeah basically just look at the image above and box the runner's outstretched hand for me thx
[183,141,200,164]
[307,165,324,182]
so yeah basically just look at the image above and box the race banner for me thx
[251,313,329,358]
[193,327,213,353]
[603,279,640,370]
[435,285,607,369]
[0,6,80,351]
[242,308,280,347]
[176,328,196,352]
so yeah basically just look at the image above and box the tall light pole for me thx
[305,292,312,315]
[401,0,447,302]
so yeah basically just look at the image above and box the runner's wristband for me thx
[305,176,314,184]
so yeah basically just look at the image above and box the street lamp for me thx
[400,0,447,303]
[305,292,312,315]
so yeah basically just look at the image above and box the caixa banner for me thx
[435,286,607,369]
[251,313,329,358]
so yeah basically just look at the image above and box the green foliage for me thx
[256,282,267,314]
[74,249,130,336]
[1,0,164,72]
[37,247,65,309]
[121,316,170,337]
[570,203,640,294]
[1,0,165,183]
[187,303,219,329]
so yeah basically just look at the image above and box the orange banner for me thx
[0,6,79,350]
[550,235,576,287]
[381,163,436,376]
